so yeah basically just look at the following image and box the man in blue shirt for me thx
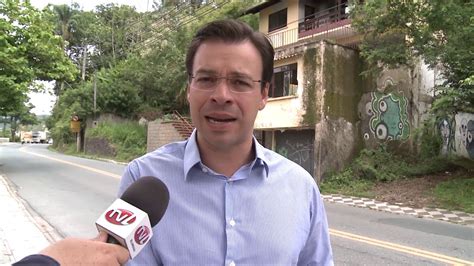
[118,19,333,265]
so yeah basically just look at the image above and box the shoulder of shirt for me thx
[130,139,187,165]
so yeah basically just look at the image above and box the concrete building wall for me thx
[255,56,306,129]
[259,0,299,34]
[309,41,362,180]
[147,120,184,152]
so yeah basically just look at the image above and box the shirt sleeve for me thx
[12,254,60,266]
[297,183,334,266]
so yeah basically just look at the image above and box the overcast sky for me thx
[28,1,151,115]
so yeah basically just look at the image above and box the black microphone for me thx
[96,176,169,258]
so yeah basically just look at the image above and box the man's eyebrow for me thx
[194,69,217,75]
[227,71,253,79]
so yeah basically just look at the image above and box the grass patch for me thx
[87,122,146,162]
[320,169,375,198]
[435,177,474,213]
[321,146,463,192]
[52,142,78,155]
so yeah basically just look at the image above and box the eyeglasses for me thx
[189,73,264,93]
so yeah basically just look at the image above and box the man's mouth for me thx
[205,116,236,123]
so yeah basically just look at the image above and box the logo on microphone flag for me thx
[96,198,153,259]
[134,226,151,245]
[105,209,137,225]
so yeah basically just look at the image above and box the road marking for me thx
[18,148,473,265]
[330,229,473,265]
[19,148,122,179]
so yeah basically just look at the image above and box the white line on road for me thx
[20,148,122,179]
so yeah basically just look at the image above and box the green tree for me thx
[351,0,474,114]
[46,0,261,148]
[0,0,77,140]
[7,102,38,140]
[0,0,77,114]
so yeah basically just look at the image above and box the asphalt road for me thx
[1,143,472,264]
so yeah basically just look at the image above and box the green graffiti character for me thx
[369,92,410,140]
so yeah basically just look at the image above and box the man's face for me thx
[187,40,268,152]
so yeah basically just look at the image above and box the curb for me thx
[322,194,474,226]
[0,174,63,264]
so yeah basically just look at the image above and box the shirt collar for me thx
[253,137,270,178]
[183,129,269,181]
[183,129,201,180]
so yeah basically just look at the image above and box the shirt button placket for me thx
[225,180,236,265]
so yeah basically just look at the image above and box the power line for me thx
[140,0,231,49]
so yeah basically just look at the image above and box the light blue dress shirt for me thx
[118,130,333,265]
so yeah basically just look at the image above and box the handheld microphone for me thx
[96,176,169,259]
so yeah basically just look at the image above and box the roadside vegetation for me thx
[320,145,473,213]
[435,178,474,213]
[87,122,147,162]
[53,121,146,162]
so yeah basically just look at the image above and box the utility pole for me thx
[94,72,97,116]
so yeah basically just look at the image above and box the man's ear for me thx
[186,84,191,102]
[259,83,269,110]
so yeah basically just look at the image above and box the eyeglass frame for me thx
[188,73,268,93]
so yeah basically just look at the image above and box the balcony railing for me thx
[298,2,350,36]
[268,28,298,48]
[267,2,359,49]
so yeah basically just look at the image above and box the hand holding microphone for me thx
[13,176,169,265]
[37,231,129,266]
[96,176,170,259]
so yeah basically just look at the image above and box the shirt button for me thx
[229,219,236,227]
[202,167,208,173]
[229,261,236,266]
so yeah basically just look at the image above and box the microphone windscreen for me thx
[120,176,169,227]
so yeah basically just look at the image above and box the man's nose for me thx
[210,78,233,104]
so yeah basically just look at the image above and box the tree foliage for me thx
[0,0,78,140]
[352,0,473,114]
[15,0,260,144]
[0,0,77,114]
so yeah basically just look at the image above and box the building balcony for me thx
[267,2,360,49]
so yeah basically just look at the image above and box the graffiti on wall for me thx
[459,118,474,159]
[361,92,410,141]
[275,130,315,175]
[439,118,455,156]
[277,141,313,165]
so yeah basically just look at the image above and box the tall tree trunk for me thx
[9,116,16,141]
[82,45,87,81]
[2,116,6,135]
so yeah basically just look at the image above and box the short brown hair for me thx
[185,19,274,90]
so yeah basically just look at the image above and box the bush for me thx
[352,147,402,182]
[415,117,443,159]
[321,144,456,196]
[86,122,146,161]
[320,169,374,198]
